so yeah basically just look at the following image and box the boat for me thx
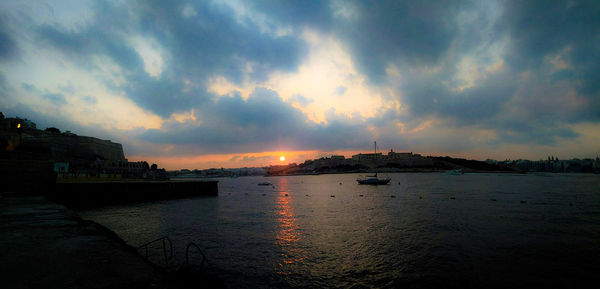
[357,172,391,185]
[356,141,391,185]
[257,182,272,186]
[445,169,464,175]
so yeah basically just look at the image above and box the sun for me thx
[279,156,286,162]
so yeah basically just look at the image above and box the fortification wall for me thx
[20,132,125,161]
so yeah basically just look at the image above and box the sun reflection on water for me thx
[275,178,305,272]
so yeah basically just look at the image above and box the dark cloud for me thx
[403,70,517,124]
[241,155,273,162]
[248,0,333,30]
[0,73,10,97]
[494,120,579,145]
[43,92,67,105]
[337,0,466,83]
[501,0,600,119]
[31,1,307,117]
[0,15,17,61]
[1,0,599,160]
[141,88,373,154]
[502,0,599,69]
[350,0,599,146]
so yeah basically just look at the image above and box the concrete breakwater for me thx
[0,195,177,289]
[2,160,219,209]
[49,180,219,209]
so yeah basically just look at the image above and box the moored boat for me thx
[258,182,272,186]
[445,169,464,175]
[357,173,391,185]
[356,141,391,185]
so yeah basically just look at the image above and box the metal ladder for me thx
[185,242,218,275]
[137,236,174,269]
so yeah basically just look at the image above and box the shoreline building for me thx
[1,112,167,180]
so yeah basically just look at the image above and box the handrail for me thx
[137,236,173,269]
[185,242,217,275]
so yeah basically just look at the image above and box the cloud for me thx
[0,14,17,61]
[21,83,37,92]
[81,95,96,104]
[334,86,346,96]
[28,1,308,117]
[499,0,600,119]
[58,83,75,94]
[43,92,67,105]
[141,87,374,154]
[241,155,273,162]
[336,1,466,83]
[1,0,599,167]
[288,94,313,107]
[0,72,10,98]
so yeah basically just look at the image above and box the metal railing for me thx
[185,242,217,275]
[137,236,173,269]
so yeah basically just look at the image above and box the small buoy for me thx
[391,195,396,198]
[450,197,456,200]
[359,194,364,197]
[330,195,335,197]
[520,200,526,204]
[398,182,401,184]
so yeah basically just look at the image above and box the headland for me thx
[0,113,218,208]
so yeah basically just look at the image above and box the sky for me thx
[1,0,599,169]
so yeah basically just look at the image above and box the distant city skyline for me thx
[1,1,599,170]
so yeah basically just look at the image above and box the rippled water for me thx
[80,173,600,288]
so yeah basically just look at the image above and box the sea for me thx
[79,173,600,289]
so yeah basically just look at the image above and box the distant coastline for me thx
[170,154,600,178]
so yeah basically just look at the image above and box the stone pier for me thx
[0,195,177,289]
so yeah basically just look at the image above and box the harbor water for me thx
[80,173,600,288]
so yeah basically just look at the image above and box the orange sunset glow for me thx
[126,150,362,170]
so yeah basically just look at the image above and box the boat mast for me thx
[374,141,378,177]
[374,141,377,155]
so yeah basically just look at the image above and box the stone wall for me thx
[19,132,125,161]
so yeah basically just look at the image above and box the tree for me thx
[151,163,158,170]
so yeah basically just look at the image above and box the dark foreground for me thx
[0,194,176,289]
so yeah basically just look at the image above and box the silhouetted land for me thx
[264,156,516,176]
